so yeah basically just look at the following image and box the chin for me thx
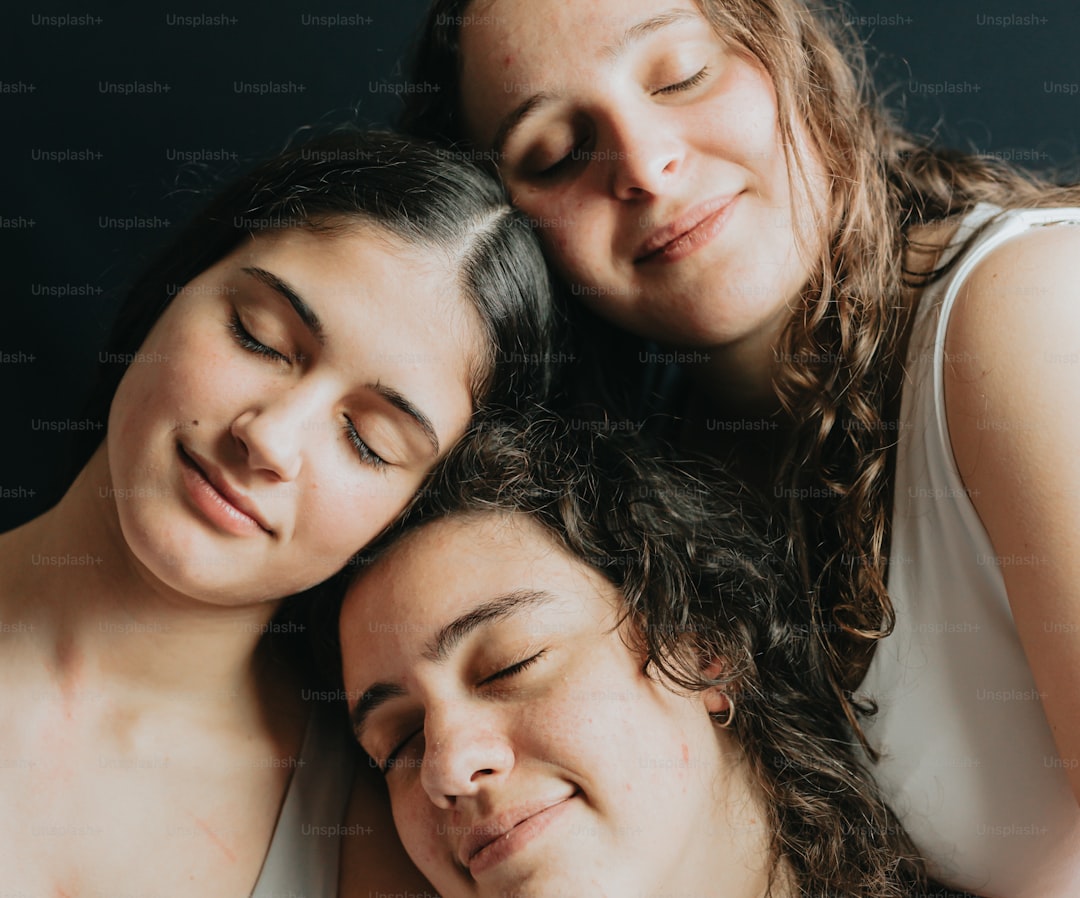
[483,855,617,898]
[121,520,254,604]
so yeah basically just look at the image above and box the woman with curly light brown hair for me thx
[399,1,1080,895]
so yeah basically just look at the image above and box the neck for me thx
[684,765,789,898]
[681,293,793,419]
[0,446,290,713]
[683,346,781,419]
[674,317,792,492]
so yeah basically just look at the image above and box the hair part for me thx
[68,128,560,689]
[71,128,557,478]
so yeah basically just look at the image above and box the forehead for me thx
[246,223,478,340]
[461,0,707,71]
[340,513,616,667]
[239,224,454,292]
[459,0,711,141]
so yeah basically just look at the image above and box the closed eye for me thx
[228,311,290,364]
[479,650,548,687]
[653,66,710,95]
[533,143,588,180]
[342,416,388,469]
[380,728,423,776]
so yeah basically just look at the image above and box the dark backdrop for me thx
[2,0,1077,530]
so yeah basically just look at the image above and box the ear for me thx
[703,686,731,717]
[700,656,724,680]
[700,657,730,716]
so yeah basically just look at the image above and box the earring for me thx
[713,693,736,729]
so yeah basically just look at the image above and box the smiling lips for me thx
[634,192,743,264]
[458,794,575,878]
[178,445,273,536]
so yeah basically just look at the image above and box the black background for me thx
[2,0,1078,530]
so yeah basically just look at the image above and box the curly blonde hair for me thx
[400,0,1080,739]
[691,0,1080,711]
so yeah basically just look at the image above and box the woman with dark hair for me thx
[0,130,554,897]
[340,418,972,898]
[400,2,1080,894]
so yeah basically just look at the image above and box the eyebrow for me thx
[367,382,440,457]
[491,8,699,157]
[349,589,556,740]
[424,588,555,662]
[602,8,698,60]
[242,266,325,346]
[350,682,408,742]
[242,266,441,457]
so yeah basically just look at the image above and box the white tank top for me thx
[859,204,1080,898]
[250,700,355,897]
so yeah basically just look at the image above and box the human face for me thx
[459,0,827,351]
[106,225,481,605]
[340,513,771,898]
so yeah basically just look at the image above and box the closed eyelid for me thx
[240,266,325,345]
[351,682,408,744]
[363,383,440,458]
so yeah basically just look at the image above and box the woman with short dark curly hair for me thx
[341,418,970,898]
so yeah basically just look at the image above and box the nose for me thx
[229,391,308,481]
[420,708,514,809]
[607,110,684,200]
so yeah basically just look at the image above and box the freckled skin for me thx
[341,513,774,898]
[459,0,830,386]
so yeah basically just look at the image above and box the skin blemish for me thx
[193,815,237,863]
[504,54,514,67]
[53,633,83,721]
[681,743,690,764]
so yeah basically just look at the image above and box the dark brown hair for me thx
[353,415,941,897]
[73,128,560,684]
[74,128,557,477]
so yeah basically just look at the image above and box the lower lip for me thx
[641,195,742,265]
[178,447,265,537]
[467,797,575,878]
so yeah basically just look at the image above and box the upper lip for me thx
[633,192,742,262]
[181,445,274,534]
[456,794,574,869]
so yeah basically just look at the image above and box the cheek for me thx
[537,215,604,290]
[117,313,235,435]
[393,788,450,874]
[513,188,598,276]
[302,469,420,559]
[706,61,787,185]
[517,687,631,779]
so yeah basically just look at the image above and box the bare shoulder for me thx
[942,217,1080,803]
[943,218,1080,511]
[949,220,1080,352]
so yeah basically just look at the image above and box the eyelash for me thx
[478,649,547,687]
[654,65,710,95]
[532,68,710,178]
[228,311,289,363]
[229,312,387,469]
[379,650,548,775]
[342,418,387,469]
